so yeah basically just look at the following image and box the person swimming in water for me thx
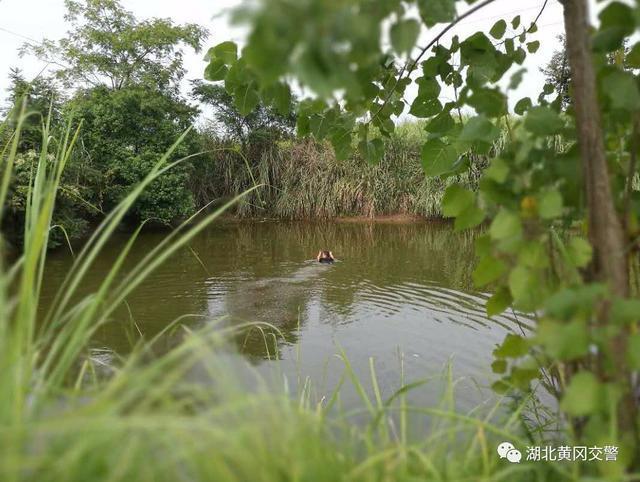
[317,250,335,263]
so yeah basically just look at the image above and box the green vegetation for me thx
[2,0,206,246]
[0,107,574,482]
[195,123,487,219]
[2,0,640,479]
[2,0,488,250]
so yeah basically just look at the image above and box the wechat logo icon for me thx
[497,442,522,463]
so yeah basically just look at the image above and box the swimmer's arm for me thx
[329,251,335,260]
[316,251,322,261]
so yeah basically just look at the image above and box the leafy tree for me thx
[23,0,207,90]
[12,0,208,228]
[2,150,94,249]
[542,35,633,111]
[3,69,64,150]
[1,70,95,248]
[541,36,572,110]
[191,80,296,144]
[69,85,199,224]
[207,0,640,471]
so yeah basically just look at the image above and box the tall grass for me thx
[193,125,494,220]
[0,108,629,481]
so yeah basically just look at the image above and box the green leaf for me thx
[454,205,485,231]
[458,115,500,143]
[233,83,260,116]
[508,265,538,309]
[421,57,440,77]
[473,255,507,287]
[602,70,640,111]
[537,319,590,360]
[211,41,238,64]
[511,366,539,390]
[509,68,526,90]
[410,96,442,118]
[593,29,630,53]
[493,334,528,358]
[359,138,385,165]
[561,372,600,416]
[467,88,507,117]
[511,15,521,29]
[491,359,507,374]
[524,106,563,136]
[593,2,635,53]
[491,380,510,394]
[421,139,458,177]
[310,113,331,139]
[628,334,640,369]
[460,33,499,83]
[490,19,507,40]
[442,185,474,217]
[542,83,554,95]
[566,237,592,268]
[544,285,606,320]
[418,0,456,27]
[627,42,640,68]
[330,128,353,161]
[475,234,492,257]
[544,289,580,320]
[204,59,228,81]
[425,111,455,136]
[262,83,292,115]
[416,77,441,97]
[484,158,509,183]
[487,287,512,317]
[610,299,640,325]
[390,18,421,55]
[514,97,532,115]
[526,41,540,53]
[518,241,549,268]
[513,47,526,65]
[225,59,252,95]
[490,209,522,240]
[505,38,515,55]
[538,190,563,219]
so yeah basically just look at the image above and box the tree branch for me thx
[496,0,549,47]
[369,0,496,125]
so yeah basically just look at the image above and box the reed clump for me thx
[193,124,487,220]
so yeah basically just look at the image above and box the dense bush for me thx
[69,85,199,226]
[1,0,207,247]
[3,150,93,249]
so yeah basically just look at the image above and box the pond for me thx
[41,221,531,410]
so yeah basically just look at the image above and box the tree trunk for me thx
[560,0,637,446]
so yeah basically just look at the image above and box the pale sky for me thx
[0,0,576,115]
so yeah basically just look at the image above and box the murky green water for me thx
[42,221,530,408]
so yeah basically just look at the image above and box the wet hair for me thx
[320,250,331,258]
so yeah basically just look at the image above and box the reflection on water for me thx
[41,221,531,408]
